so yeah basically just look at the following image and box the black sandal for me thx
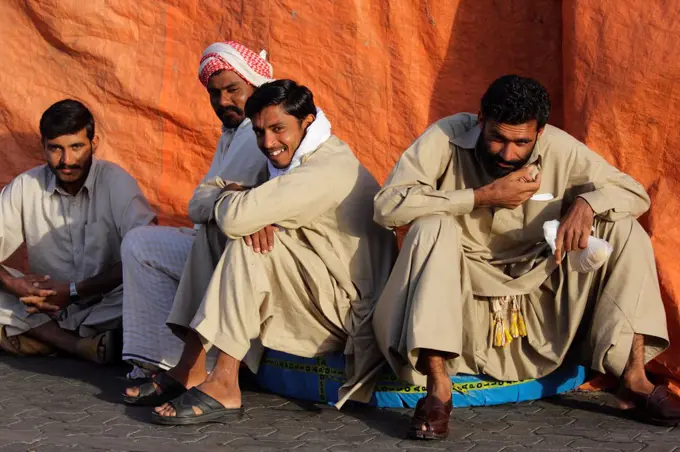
[123,372,187,406]
[151,387,245,425]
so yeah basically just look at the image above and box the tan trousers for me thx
[0,266,121,338]
[373,215,669,386]
[169,229,348,374]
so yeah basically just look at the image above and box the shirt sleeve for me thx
[0,177,25,262]
[213,160,344,239]
[568,144,650,220]
[374,123,474,229]
[110,171,157,238]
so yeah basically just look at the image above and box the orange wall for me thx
[1,0,679,387]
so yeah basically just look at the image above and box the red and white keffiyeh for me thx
[198,41,273,88]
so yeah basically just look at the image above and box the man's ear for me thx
[301,113,315,129]
[537,126,545,139]
[477,111,484,129]
[91,135,100,153]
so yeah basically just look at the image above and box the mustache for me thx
[491,154,525,168]
[217,106,243,117]
[55,164,82,170]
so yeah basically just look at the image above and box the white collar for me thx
[267,108,331,180]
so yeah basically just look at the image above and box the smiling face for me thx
[207,70,254,129]
[251,104,315,169]
[477,117,543,178]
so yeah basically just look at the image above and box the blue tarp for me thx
[256,349,588,408]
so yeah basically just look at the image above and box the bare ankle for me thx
[622,371,655,395]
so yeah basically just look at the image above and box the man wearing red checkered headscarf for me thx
[120,42,273,386]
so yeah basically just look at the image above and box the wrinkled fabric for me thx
[1,0,679,391]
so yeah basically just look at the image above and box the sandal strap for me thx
[170,387,227,418]
[127,373,185,401]
[154,373,184,394]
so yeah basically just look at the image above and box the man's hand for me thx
[554,197,595,263]
[474,166,542,209]
[2,274,56,299]
[21,280,71,314]
[244,225,279,254]
[221,183,246,193]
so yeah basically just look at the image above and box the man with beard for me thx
[0,99,156,363]
[148,79,396,424]
[372,75,680,439]
[120,41,271,385]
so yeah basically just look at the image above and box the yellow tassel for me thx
[518,311,527,337]
[510,310,520,338]
[493,319,504,347]
[503,321,513,345]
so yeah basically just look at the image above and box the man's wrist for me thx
[575,196,595,215]
[70,281,81,302]
[473,185,494,208]
[0,271,14,290]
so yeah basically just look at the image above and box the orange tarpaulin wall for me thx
[1,1,679,390]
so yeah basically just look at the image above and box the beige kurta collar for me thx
[46,158,100,197]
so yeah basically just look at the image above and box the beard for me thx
[477,137,534,178]
[216,106,245,129]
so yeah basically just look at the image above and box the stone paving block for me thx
[1,356,679,451]
[46,434,179,451]
[501,447,575,452]
[531,434,578,448]
[535,425,603,439]
[37,421,106,435]
[466,431,542,446]
[0,430,43,448]
[131,430,210,444]
[220,437,309,450]
[568,438,646,451]
[298,430,377,444]
[395,439,452,450]
[0,443,44,452]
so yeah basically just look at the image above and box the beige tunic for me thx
[372,113,668,385]
[173,136,397,407]
[187,119,268,225]
[0,159,156,336]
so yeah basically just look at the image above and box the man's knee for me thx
[404,215,458,246]
[120,226,156,263]
[601,217,653,253]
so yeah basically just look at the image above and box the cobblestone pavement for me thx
[0,356,677,451]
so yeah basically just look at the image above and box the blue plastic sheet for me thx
[256,349,588,408]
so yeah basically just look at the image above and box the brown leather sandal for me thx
[0,326,55,356]
[627,386,680,426]
[408,397,453,440]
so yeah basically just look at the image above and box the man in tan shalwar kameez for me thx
[373,75,680,439]
[145,79,396,425]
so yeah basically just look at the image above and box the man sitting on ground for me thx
[120,41,270,378]
[0,99,156,364]
[372,75,680,439]
[139,79,396,425]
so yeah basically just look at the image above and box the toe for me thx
[125,386,140,397]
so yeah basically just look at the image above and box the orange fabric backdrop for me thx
[0,0,678,389]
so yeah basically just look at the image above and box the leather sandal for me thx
[627,386,680,426]
[151,387,244,425]
[123,372,187,406]
[0,326,54,356]
[408,397,453,440]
